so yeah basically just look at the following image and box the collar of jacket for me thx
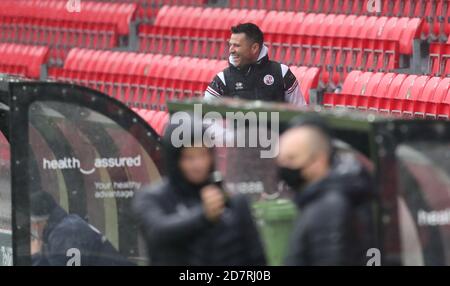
[228,44,270,71]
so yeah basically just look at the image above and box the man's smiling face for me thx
[229,33,260,68]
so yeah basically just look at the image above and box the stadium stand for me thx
[0,0,137,65]
[0,43,49,79]
[133,108,170,135]
[0,0,448,122]
[229,0,450,41]
[48,48,320,108]
[48,48,228,109]
[290,66,321,103]
[429,42,450,76]
[138,6,422,86]
[322,70,450,119]
[94,0,207,22]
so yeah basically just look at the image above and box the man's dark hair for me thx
[30,191,58,217]
[231,23,264,49]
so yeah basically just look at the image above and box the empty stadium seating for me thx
[0,0,137,64]
[94,0,207,22]
[322,70,450,119]
[133,108,169,135]
[0,43,49,79]
[0,0,448,122]
[290,66,320,103]
[48,48,228,109]
[139,6,422,85]
[47,48,320,109]
[429,43,450,77]
[229,0,450,41]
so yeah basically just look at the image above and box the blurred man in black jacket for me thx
[133,116,266,266]
[277,117,377,266]
[30,191,133,266]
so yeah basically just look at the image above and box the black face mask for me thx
[277,166,306,191]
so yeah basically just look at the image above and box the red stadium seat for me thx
[438,88,450,119]
[229,0,440,40]
[435,78,450,119]
[133,108,169,136]
[0,0,137,35]
[416,76,440,118]
[139,8,413,87]
[377,73,406,114]
[390,74,418,115]
[429,43,450,77]
[324,70,450,119]
[370,72,396,112]
[52,48,227,110]
[341,70,363,94]
[290,66,320,104]
[401,75,430,117]
[358,72,384,110]
[0,0,132,64]
[0,43,49,79]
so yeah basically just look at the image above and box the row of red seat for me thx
[63,48,227,82]
[48,48,319,109]
[49,48,226,109]
[139,7,417,85]
[132,108,169,136]
[62,48,319,102]
[0,17,117,65]
[0,43,49,79]
[0,0,136,35]
[229,0,450,40]
[93,0,207,22]
[0,0,136,65]
[290,66,320,104]
[142,6,422,55]
[48,69,210,110]
[48,67,319,110]
[139,25,399,85]
[322,70,450,119]
[429,43,450,77]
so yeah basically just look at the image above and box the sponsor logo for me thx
[235,82,244,90]
[42,155,142,175]
[263,75,274,86]
[417,208,450,226]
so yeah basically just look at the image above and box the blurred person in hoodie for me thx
[277,116,377,266]
[133,114,266,266]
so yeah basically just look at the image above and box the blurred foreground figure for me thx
[277,117,376,266]
[30,191,133,266]
[133,116,266,266]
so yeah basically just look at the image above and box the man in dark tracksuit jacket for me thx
[133,117,266,266]
[277,117,377,266]
[30,191,133,266]
[205,23,306,106]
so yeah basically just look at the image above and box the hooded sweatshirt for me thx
[133,118,266,266]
